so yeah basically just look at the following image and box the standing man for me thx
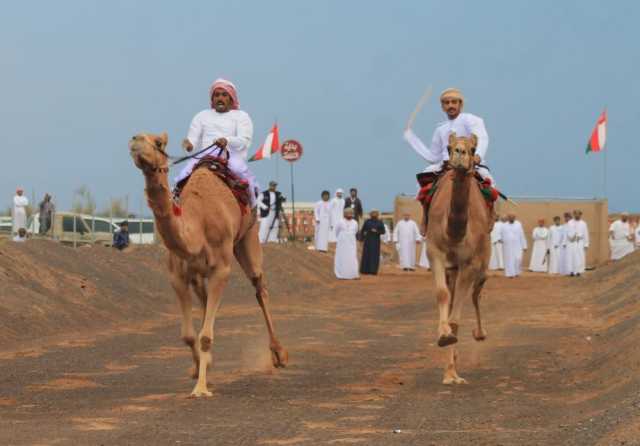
[500,213,527,278]
[609,212,634,261]
[259,181,285,244]
[404,88,493,185]
[559,212,573,275]
[393,213,422,271]
[529,219,550,272]
[334,208,359,280]
[566,210,589,276]
[548,216,563,274]
[38,193,55,235]
[176,78,258,207]
[12,187,29,235]
[328,189,345,243]
[314,191,332,253]
[359,209,386,275]
[344,188,364,223]
[489,214,504,270]
[635,217,640,250]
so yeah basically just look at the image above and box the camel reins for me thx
[144,141,228,175]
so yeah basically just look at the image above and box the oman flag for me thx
[249,123,280,161]
[586,110,607,153]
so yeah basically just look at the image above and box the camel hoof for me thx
[437,334,458,347]
[189,388,212,398]
[472,328,487,341]
[443,376,468,385]
[271,346,288,368]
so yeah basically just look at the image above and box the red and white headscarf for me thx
[209,78,239,110]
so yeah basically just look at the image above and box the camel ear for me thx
[469,133,478,149]
[448,132,457,148]
[158,132,168,148]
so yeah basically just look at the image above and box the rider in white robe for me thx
[489,216,504,270]
[500,215,527,278]
[334,209,359,279]
[12,188,29,234]
[548,217,563,274]
[314,191,332,252]
[609,213,634,260]
[393,215,421,270]
[529,220,550,272]
[175,78,258,207]
[328,189,345,243]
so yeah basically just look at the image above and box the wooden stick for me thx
[406,85,433,130]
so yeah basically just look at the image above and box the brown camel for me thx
[426,132,492,385]
[129,132,288,397]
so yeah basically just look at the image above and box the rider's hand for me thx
[182,139,194,152]
[215,137,228,149]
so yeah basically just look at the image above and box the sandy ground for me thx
[0,241,639,445]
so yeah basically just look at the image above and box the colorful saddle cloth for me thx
[416,170,500,211]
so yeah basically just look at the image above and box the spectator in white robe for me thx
[634,218,640,250]
[558,212,572,275]
[500,214,527,278]
[334,209,359,279]
[328,189,345,243]
[566,210,590,276]
[12,188,29,234]
[393,214,421,271]
[548,216,563,274]
[176,78,259,207]
[489,215,504,270]
[609,212,634,260]
[382,223,392,244]
[418,237,430,270]
[529,219,550,272]
[12,228,27,242]
[403,88,494,185]
[314,190,332,252]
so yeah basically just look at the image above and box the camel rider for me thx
[175,78,258,207]
[403,87,494,185]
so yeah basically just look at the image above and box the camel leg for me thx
[167,256,199,379]
[190,261,231,398]
[443,346,468,385]
[471,274,488,341]
[234,229,288,368]
[188,276,208,379]
[448,267,475,333]
[445,267,459,337]
[432,258,456,347]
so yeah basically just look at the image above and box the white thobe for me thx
[548,225,563,274]
[328,197,345,243]
[334,219,359,279]
[635,225,640,250]
[500,221,527,278]
[565,219,589,275]
[259,191,279,243]
[382,224,392,244]
[529,227,550,272]
[403,112,493,182]
[558,224,570,275]
[12,195,29,233]
[609,220,634,260]
[393,219,421,269]
[418,238,430,269]
[489,221,504,270]
[314,200,331,252]
[175,109,257,205]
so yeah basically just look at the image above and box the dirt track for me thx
[1,241,639,445]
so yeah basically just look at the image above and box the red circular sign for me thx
[281,140,303,163]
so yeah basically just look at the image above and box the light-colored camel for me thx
[426,132,492,385]
[129,132,288,397]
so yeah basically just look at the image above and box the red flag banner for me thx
[586,110,607,154]
[249,123,280,161]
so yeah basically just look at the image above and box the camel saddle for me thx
[175,156,251,214]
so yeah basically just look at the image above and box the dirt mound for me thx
[0,240,333,350]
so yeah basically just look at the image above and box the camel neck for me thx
[143,170,192,256]
[446,169,471,242]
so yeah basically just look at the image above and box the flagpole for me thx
[603,107,608,200]
[290,162,296,242]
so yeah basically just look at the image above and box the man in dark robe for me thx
[359,209,386,275]
[344,188,363,222]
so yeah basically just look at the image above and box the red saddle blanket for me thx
[176,156,251,214]
[416,171,500,210]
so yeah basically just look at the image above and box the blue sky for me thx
[1,1,638,213]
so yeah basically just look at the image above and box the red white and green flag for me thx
[586,110,607,153]
[249,123,280,161]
